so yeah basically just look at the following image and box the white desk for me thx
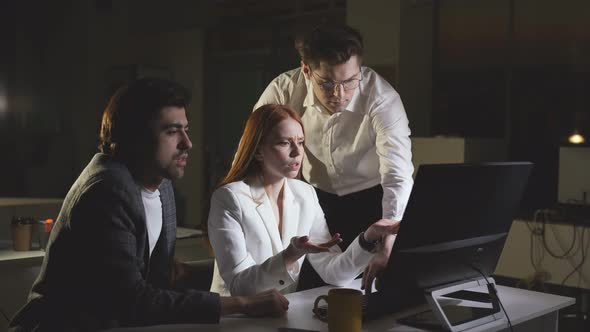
[0,247,45,262]
[0,198,63,207]
[109,279,575,332]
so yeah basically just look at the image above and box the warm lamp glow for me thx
[568,133,585,144]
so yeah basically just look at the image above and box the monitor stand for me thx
[399,278,505,332]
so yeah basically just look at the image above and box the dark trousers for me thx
[297,185,383,291]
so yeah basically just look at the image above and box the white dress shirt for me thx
[254,66,414,220]
[208,178,374,296]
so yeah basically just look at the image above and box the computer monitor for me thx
[369,162,533,321]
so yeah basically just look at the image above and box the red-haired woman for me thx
[208,104,399,296]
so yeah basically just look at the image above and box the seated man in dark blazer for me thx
[9,78,288,331]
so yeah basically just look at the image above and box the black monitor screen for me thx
[380,162,533,292]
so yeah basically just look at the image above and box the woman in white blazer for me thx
[208,104,399,296]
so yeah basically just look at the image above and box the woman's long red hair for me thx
[220,104,304,187]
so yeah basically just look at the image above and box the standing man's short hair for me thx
[295,25,364,69]
[99,77,190,156]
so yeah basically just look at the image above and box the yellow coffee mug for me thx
[313,288,362,332]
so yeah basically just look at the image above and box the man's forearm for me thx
[381,233,396,253]
[219,289,289,317]
[220,296,246,315]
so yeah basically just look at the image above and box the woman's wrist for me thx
[282,245,302,266]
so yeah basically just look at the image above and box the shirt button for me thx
[279,280,285,285]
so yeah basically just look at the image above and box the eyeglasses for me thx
[311,70,363,92]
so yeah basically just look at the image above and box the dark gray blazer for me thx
[9,153,220,331]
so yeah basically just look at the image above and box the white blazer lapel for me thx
[250,180,283,254]
[281,180,301,249]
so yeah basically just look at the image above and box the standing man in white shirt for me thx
[254,25,414,291]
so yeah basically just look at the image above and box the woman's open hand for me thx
[283,233,342,266]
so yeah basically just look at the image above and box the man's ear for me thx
[301,61,311,79]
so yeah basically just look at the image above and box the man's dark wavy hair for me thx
[99,77,190,156]
[295,24,364,69]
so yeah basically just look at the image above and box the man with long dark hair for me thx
[10,78,288,331]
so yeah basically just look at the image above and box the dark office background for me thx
[1,1,589,331]
[0,0,589,226]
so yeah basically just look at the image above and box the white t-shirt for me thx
[141,188,162,257]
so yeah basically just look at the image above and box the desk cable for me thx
[470,265,514,332]
[538,209,578,259]
[527,208,589,286]
[562,225,588,286]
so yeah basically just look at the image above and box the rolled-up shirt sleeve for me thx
[371,95,414,220]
